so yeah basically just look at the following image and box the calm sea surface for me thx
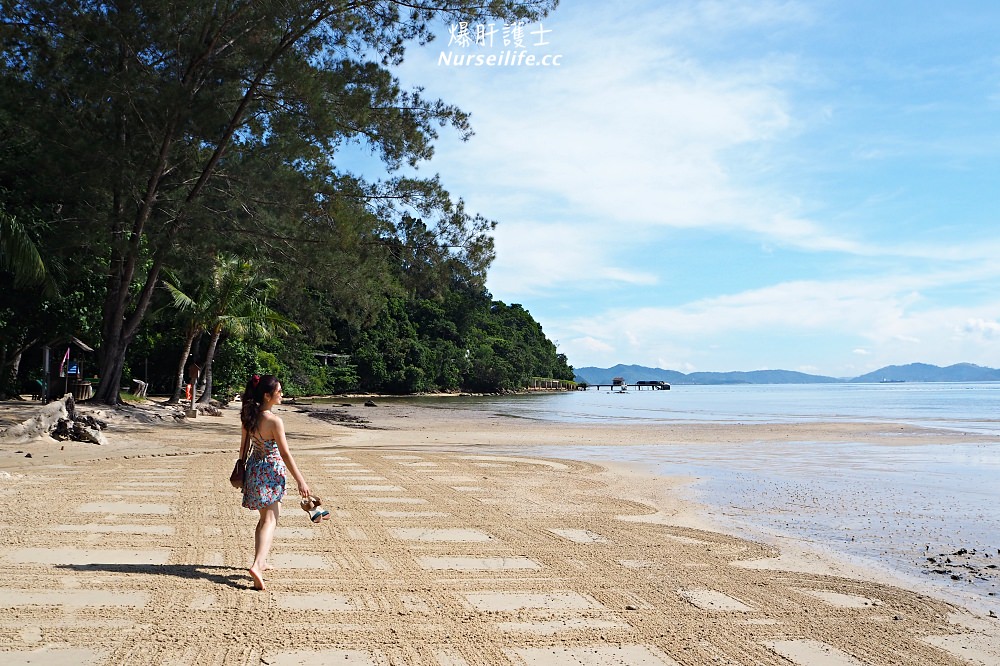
[417,381,1000,432]
[404,383,1000,613]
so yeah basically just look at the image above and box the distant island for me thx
[574,362,1000,386]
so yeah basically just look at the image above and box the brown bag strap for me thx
[238,429,250,462]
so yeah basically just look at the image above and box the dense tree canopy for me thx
[0,0,572,400]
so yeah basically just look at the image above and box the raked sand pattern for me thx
[1,444,996,666]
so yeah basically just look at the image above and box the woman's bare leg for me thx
[249,502,280,590]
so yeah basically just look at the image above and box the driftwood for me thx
[0,394,107,445]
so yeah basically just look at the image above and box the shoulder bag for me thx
[230,430,249,489]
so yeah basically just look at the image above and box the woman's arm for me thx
[268,414,310,498]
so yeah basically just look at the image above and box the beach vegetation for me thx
[0,0,569,401]
[164,255,298,404]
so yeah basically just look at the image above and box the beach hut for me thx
[41,335,94,401]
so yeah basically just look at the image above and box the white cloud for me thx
[599,267,659,286]
[382,2,1000,375]
[552,270,1000,373]
[572,336,615,354]
[396,2,868,297]
[486,220,636,295]
[403,0,1000,309]
[959,318,1000,340]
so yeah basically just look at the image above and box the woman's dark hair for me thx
[240,374,280,433]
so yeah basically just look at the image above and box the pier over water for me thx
[586,380,671,391]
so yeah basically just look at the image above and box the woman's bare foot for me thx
[248,566,266,590]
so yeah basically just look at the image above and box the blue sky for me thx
[353,1,1000,377]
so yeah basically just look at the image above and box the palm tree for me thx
[0,210,56,296]
[164,255,297,404]
[1,209,59,399]
[160,273,214,404]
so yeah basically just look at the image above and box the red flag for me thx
[59,347,70,376]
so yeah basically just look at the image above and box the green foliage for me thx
[323,364,361,394]
[346,292,573,394]
[0,208,52,292]
[0,1,571,400]
[212,339,258,400]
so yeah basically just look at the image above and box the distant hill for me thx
[850,363,1000,383]
[574,362,1000,385]
[684,370,840,384]
[573,364,688,385]
[573,364,837,385]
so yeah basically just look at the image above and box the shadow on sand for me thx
[56,563,252,589]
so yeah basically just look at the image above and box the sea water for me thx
[409,383,1000,614]
[434,382,1000,433]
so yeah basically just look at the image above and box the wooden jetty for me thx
[585,379,670,391]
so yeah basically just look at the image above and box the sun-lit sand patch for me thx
[416,556,541,571]
[357,496,427,504]
[464,590,601,611]
[117,481,180,487]
[274,526,317,539]
[505,645,680,665]
[375,510,449,518]
[269,553,331,569]
[0,590,149,607]
[678,588,755,612]
[764,639,864,665]
[390,527,493,542]
[794,588,883,608]
[76,502,171,514]
[921,629,1000,665]
[276,593,359,611]
[52,523,173,535]
[496,617,629,634]
[548,528,608,544]
[266,650,380,665]
[459,455,570,470]
[1,647,108,665]
[3,547,171,565]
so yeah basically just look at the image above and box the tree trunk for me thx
[10,349,23,391]
[85,10,338,406]
[0,344,9,399]
[94,338,128,404]
[197,324,223,404]
[167,330,199,404]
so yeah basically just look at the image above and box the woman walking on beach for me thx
[239,374,311,590]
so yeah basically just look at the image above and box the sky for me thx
[351,0,1000,378]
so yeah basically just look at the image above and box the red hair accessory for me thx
[251,374,260,387]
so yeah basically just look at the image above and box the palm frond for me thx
[0,212,50,290]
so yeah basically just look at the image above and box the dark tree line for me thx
[0,0,572,400]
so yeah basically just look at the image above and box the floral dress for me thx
[242,434,286,510]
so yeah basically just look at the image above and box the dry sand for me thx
[1,397,998,665]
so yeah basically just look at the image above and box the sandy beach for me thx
[1,397,999,665]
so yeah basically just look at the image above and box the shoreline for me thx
[329,400,1000,611]
[1,398,999,664]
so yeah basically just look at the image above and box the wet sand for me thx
[1,398,998,665]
